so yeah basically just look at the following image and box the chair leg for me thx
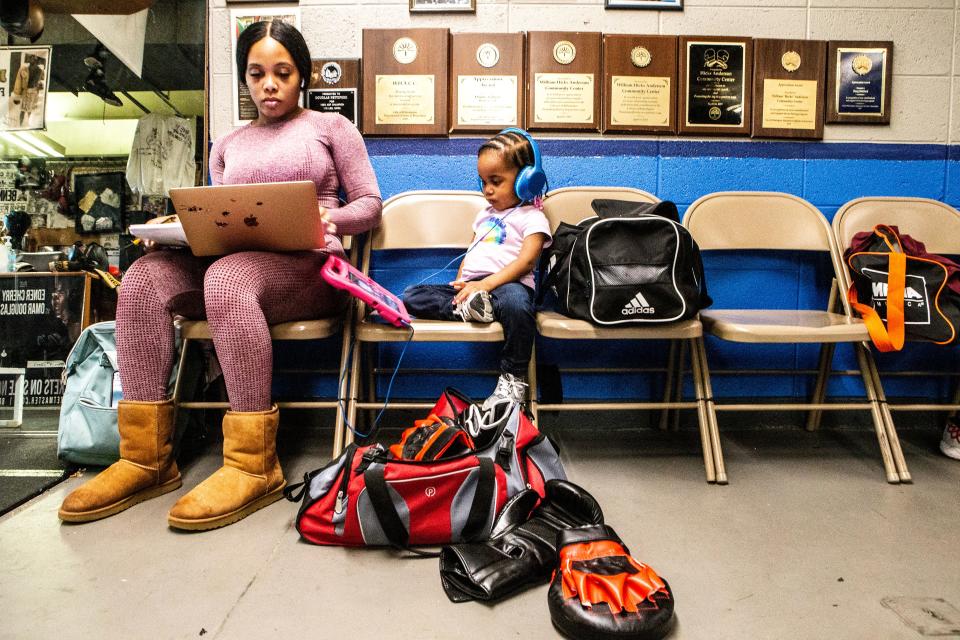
[805,342,836,432]
[670,340,687,432]
[693,337,726,484]
[852,343,901,483]
[170,337,193,431]
[687,338,719,484]
[527,342,539,424]
[659,340,678,431]
[343,336,363,452]
[859,344,911,483]
[364,342,377,430]
[688,339,715,483]
[331,309,354,459]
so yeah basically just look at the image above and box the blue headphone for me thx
[479,127,547,203]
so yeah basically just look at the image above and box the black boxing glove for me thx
[548,524,675,640]
[439,479,604,603]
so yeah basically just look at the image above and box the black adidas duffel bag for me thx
[537,199,711,325]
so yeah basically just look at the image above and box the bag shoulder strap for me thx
[848,249,906,352]
[363,457,496,549]
[364,464,410,547]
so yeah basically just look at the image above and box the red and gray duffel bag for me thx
[284,388,566,547]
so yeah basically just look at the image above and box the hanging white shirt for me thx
[125,113,196,196]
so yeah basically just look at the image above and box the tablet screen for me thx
[347,270,401,312]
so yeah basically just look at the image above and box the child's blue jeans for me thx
[402,281,535,377]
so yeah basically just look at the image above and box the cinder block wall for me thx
[208,0,960,403]
[208,0,959,144]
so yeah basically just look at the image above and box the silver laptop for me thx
[168,181,326,257]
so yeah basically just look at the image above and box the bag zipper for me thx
[333,456,352,515]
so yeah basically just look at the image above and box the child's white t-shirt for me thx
[460,204,552,290]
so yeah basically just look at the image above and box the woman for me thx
[59,21,382,531]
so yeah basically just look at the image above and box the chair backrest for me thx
[370,190,489,252]
[541,186,658,232]
[684,191,833,252]
[832,197,960,257]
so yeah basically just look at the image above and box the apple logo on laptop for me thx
[244,215,259,227]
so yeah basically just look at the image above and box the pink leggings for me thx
[115,249,345,412]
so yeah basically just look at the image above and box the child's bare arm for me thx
[451,233,548,303]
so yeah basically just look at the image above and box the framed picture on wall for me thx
[0,46,53,131]
[71,170,125,234]
[605,0,682,9]
[409,0,475,13]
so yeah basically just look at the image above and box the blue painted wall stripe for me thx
[314,138,960,403]
[365,138,955,162]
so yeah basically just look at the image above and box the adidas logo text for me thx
[622,290,655,315]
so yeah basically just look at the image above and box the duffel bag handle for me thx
[363,457,496,549]
[848,249,906,352]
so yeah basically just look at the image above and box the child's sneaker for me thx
[454,290,494,323]
[481,372,528,411]
[940,418,960,460]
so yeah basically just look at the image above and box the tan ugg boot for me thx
[167,405,285,531]
[59,399,181,523]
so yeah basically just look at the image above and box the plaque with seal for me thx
[361,28,449,135]
[525,31,601,132]
[679,35,753,136]
[751,39,825,139]
[308,58,360,126]
[602,34,678,134]
[826,40,893,124]
[450,32,525,132]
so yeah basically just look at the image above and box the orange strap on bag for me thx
[848,249,906,352]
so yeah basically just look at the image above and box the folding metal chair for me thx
[532,186,725,484]
[338,190,501,454]
[684,191,906,483]
[833,196,960,445]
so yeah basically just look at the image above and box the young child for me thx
[403,128,551,409]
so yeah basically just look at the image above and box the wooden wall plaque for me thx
[602,34,678,134]
[826,40,893,125]
[679,35,753,136]
[308,59,361,126]
[751,39,825,139]
[361,28,449,135]
[525,31,602,132]
[449,32,525,133]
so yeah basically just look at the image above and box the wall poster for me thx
[0,273,89,408]
[0,46,52,131]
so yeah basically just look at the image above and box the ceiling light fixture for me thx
[14,131,64,158]
[0,131,46,157]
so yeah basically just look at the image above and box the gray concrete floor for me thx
[1,420,959,640]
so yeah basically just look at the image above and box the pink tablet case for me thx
[321,254,412,328]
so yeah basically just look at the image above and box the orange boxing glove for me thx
[388,414,474,461]
[548,524,674,640]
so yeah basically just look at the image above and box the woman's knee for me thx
[118,252,178,301]
[203,255,262,301]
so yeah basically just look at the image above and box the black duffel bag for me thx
[537,199,711,325]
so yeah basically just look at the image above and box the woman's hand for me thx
[450,279,491,305]
[319,206,336,235]
[141,214,179,252]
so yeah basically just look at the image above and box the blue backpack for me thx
[56,322,181,466]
